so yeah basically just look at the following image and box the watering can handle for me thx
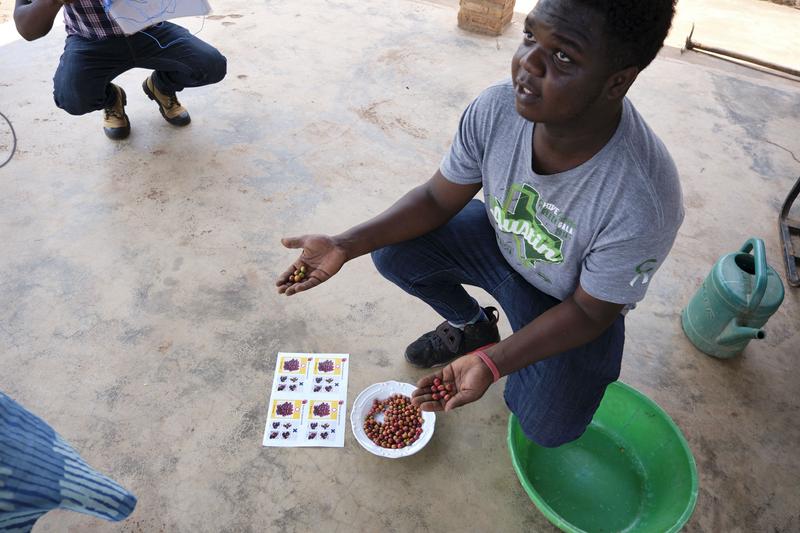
[739,238,767,312]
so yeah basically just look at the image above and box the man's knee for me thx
[505,378,596,449]
[513,405,588,448]
[212,52,227,83]
[524,425,585,448]
[371,243,418,285]
[53,89,96,116]
[201,50,227,85]
[371,246,399,278]
[53,72,106,116]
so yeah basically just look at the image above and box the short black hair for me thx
[576,0,677,71]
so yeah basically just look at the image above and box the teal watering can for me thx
[681,238,784,358]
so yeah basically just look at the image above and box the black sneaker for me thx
[405,307,500,368]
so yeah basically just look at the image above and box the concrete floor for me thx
[1,0,799,531]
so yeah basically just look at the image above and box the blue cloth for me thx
[53,22,227,115]
[371,199,625,447]
[0,392,136,532]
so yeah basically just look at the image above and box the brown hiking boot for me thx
[142,74,191,126]
[103,84,130,140]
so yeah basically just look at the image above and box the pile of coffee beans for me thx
[363,394,423,449]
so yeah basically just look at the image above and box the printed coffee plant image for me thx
[363,394,423,449]
[313,402,331,418]
[276,402,294,417]
[283,358,301,372]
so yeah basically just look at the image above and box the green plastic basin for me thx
[508,381,698,533]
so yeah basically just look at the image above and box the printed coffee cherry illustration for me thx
[313,403,331,417]
[283,359,300,372]
[276,402,294,417]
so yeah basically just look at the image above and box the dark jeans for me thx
[371,200,625,447]
[53,22,227,115]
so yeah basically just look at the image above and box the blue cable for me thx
[140,17,206,49]
[104,0,205,49]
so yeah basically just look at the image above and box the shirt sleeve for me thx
[579,224,681,306]
[439,94,487,185]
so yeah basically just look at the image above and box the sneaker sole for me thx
[104,116,131,140]
[142,80,191,127]
[403,351,457,369]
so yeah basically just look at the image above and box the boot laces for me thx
[165,94,180,110]
[104,104,123,120]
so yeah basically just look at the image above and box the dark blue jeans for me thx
[371,200,625,447]
[53,22,226,115]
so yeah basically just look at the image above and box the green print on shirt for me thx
[491,183,564,266]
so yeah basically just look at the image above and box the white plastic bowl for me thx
[350,381,436,458]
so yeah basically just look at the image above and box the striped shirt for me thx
[63,0,126,39]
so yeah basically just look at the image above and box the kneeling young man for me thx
[277,0,682,447]
[13,0,227,140]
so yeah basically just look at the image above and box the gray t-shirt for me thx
[441,80,684,307]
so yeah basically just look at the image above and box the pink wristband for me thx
[474,350,501,383]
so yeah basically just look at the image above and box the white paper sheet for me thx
[106,0,211,36]
[262,353,349,448]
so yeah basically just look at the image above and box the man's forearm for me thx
[334,173,480,260]
[333,186,448,260]
[485,295,621,377]
[14,0,62,41]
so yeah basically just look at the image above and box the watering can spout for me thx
[717,320,765,346]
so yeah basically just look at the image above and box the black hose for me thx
[0,111,18,169]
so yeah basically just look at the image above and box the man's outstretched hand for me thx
[276,235,348,296]
[411,354,495,412]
